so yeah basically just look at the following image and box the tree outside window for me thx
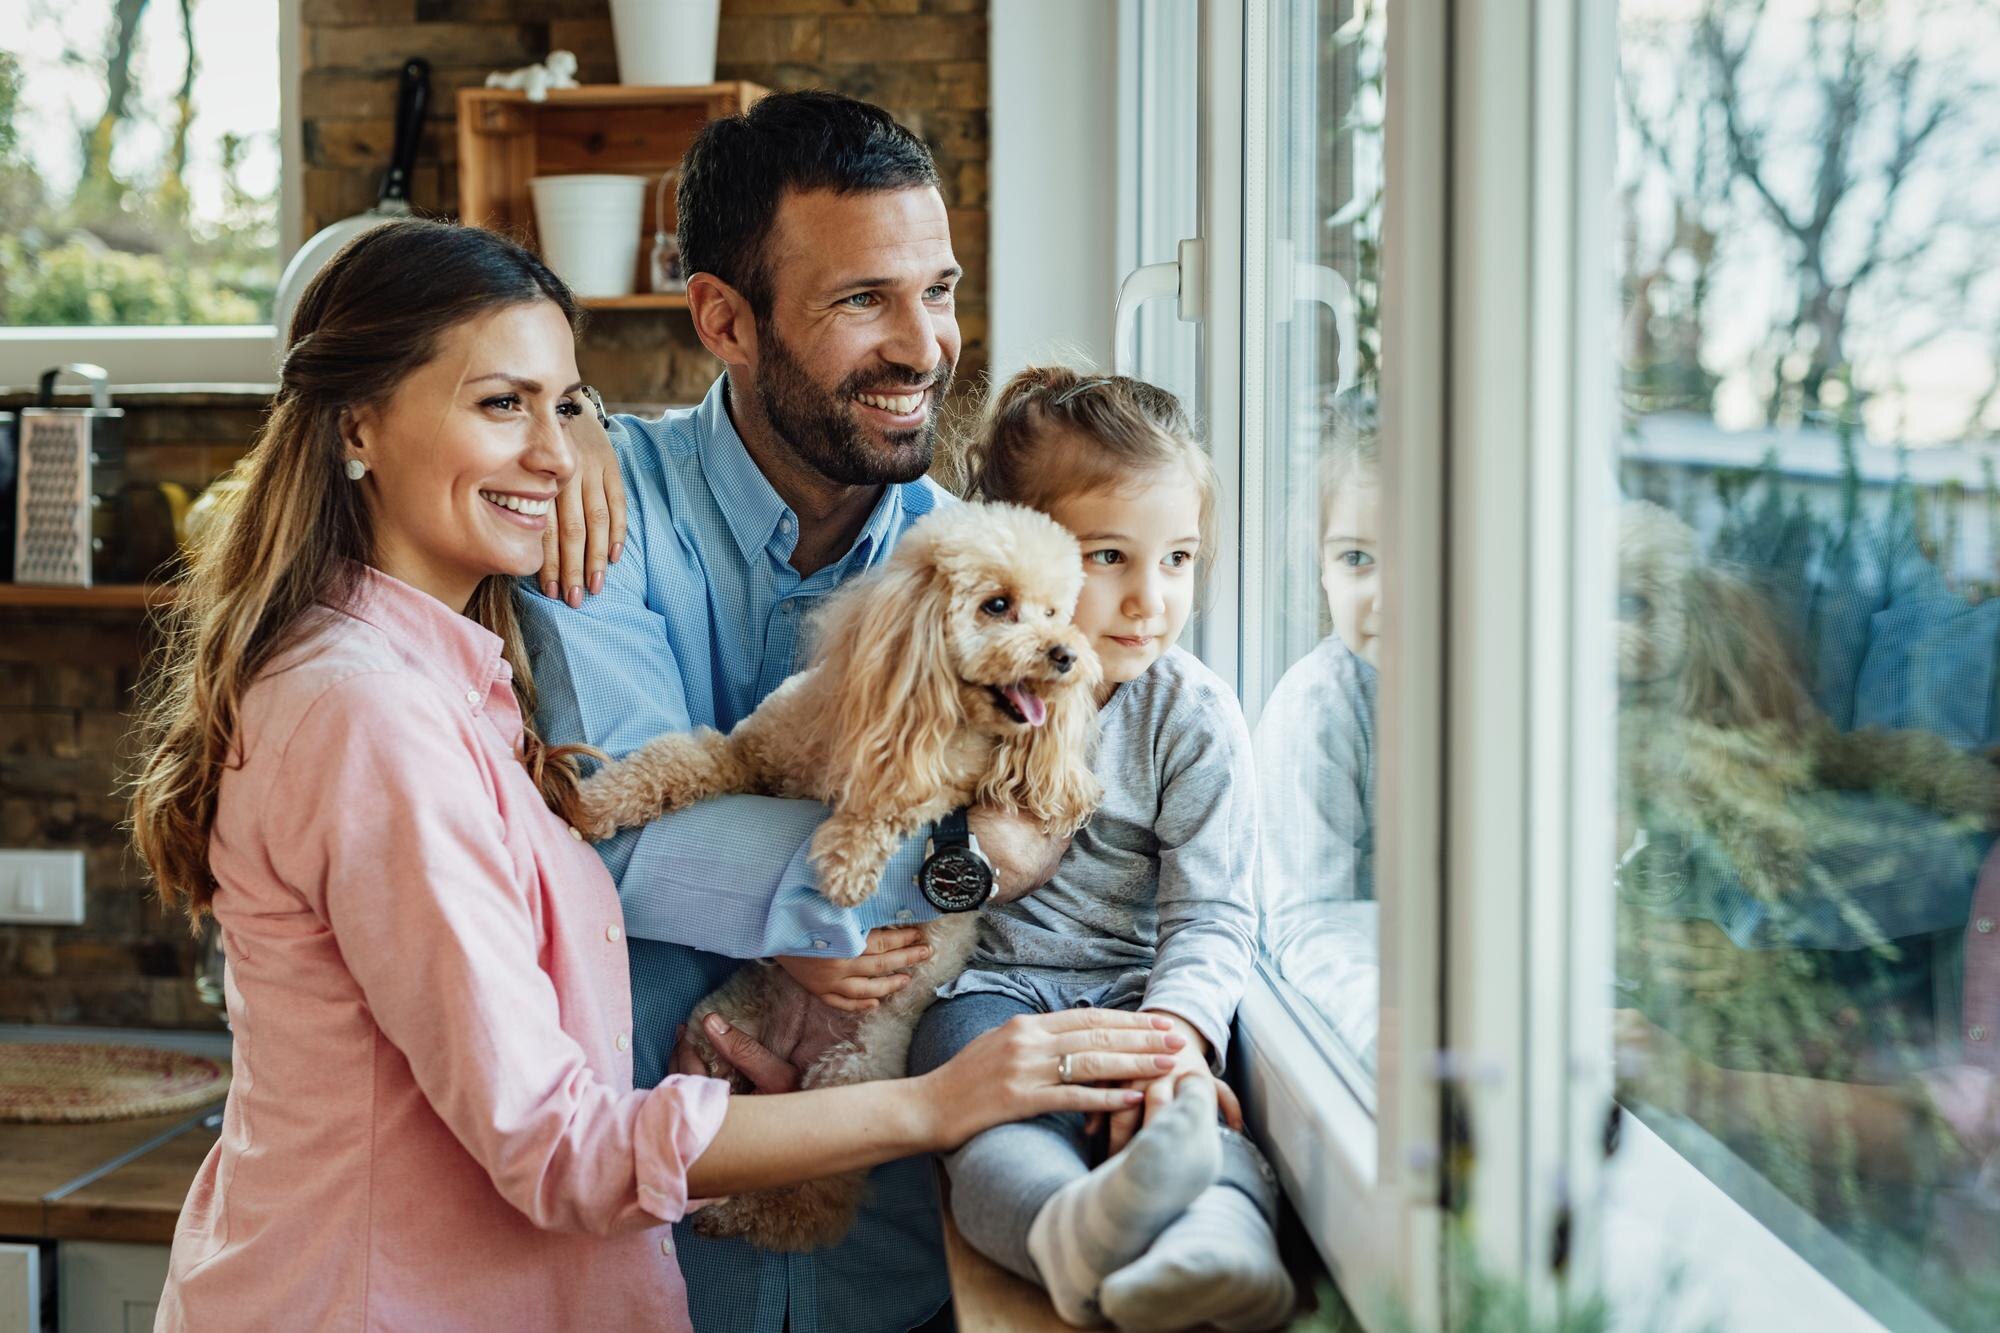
[1,0,280,328]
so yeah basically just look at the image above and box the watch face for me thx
[921,848,992,912]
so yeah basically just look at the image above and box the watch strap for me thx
[932,806,973,849]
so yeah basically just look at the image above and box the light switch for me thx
[0,850,86,925]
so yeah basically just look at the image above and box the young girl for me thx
[907,368,1295,1332]
[1254,401,1383,1068]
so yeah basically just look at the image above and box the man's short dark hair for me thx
[676,90,942,318]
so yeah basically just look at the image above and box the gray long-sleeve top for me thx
[938,647,1259,1069]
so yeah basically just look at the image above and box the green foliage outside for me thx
[0,13,279,328]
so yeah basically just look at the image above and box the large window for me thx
[1608,1,2000,1326]
[3,0,281,326]
[1145,0,2000,1324]
[0,0,292,385]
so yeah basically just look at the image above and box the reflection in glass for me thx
[1611,1,2000,1324]
[1258,404,1381,1071]
[1251,0,1387,1087]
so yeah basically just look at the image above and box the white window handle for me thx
[1273,240,1359,395]
[1112,237,1206,375]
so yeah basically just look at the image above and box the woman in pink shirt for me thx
[128,219,1180,1332]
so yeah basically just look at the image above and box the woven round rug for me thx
[0,1042,230,1124]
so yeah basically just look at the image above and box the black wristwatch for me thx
[917,807,996,912]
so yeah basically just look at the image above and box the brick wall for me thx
[301,0,990,405]
[0,2,990,1028]
[1,398,263,1029]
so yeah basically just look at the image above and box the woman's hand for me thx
[543,400,627,607]
[1104,1010,1244,1154]
[775,926,934,1013]
[919,1008,1187,1149]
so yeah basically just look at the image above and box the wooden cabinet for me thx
[455,84,768,310]
[57,1242,166,1333]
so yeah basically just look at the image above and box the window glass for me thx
[1610,1,2000,1323]
[1118,0,1201,411]
[3,1,280,326]
[1251,0,1386,1091]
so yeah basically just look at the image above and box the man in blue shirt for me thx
[523,91,1065,1333]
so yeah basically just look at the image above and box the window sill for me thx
[1235,969,1400,1313]
[0,326,278,390]
[0,384,275,410]
[1606,1106,1937,1333]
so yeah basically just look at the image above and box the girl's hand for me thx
[921,1009,1187,1149]
[1104,1011,1244,1155]
[776,926,934,1014]
[544,398,628,607]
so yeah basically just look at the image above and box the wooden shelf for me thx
[461,84,767,112]
[0,583,177,610]
[578,292,690,311]
[457,83,768,299]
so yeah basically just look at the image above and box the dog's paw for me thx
[571,780,624,842]
[817,863,877,910]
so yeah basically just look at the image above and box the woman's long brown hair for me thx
[131,218,596,923]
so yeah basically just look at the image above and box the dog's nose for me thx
[1049,645,1074,673]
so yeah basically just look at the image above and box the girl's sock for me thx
[1098,1184,1297,1331]
[1025,1078,1222,1327]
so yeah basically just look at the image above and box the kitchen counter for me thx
[0,1108,217,1245]
[0,1106,218,1246]
[0,1027,227,1247]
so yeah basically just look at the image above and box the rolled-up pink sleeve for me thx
[1920,1063,2000,1160]
[636,1075,730,1220]
[266,675,729,1235]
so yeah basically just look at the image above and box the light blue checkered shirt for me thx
[522,375,951,1333]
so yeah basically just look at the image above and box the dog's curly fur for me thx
[1617,500,2000,901]
[578,501,1104,1250]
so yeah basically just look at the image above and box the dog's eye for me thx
[1046,607,1057,617]
[981,596,1012,616]
[1618,592,1651,620]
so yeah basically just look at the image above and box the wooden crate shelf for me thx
[0,583,178,610]
[457,83,768,301]
[578,293,691,312]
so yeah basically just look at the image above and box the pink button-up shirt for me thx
[1924,848,2000,1155]
[158,566,729,1332]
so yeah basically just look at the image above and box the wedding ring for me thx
[1057,1053,1076,1084]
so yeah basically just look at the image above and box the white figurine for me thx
[484,50,579,103]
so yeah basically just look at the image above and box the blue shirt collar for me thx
[695,374,928,577]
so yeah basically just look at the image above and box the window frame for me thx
[1205,0,1920,1328]
[0,0,301,387]
[1215,0,1452,1323]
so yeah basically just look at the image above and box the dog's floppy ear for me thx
[1676,567,1811,734]
[980,644,1103,835]
[809,532,967,814]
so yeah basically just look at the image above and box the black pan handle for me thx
[379,58,430,208]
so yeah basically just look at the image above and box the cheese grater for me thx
[13,364,125,587]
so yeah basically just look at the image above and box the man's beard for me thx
[753,321,953,487]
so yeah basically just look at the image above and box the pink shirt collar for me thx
[335,562,515,708]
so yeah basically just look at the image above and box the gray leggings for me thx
[908,988,1278,1285]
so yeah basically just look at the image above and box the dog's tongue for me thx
[1003,684,1048,728]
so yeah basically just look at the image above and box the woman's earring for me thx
[344,458,367,481]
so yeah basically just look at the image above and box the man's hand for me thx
[671,1015,801,1094]
[775,925,933,1013]
[1629,917,1745,996]
[970,806,1072,904]
[543,400,627,607]
[1102,1010,1243,1155]
[669,971,867,1092]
